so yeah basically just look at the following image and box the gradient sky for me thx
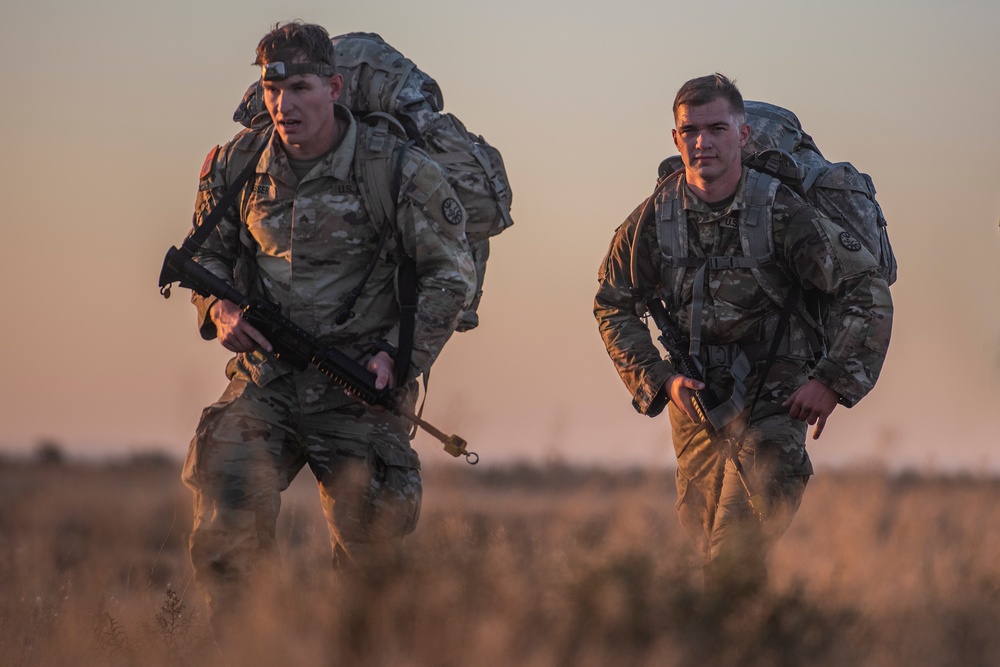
[2,0,999,471]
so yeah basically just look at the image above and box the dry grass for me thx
[1,455,999,666]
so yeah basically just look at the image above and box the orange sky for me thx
[2,0,999,471]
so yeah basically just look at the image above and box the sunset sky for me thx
[2,0,999,472]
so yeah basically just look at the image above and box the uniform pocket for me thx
[364,449,423,538]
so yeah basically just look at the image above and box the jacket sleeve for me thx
[594,201,678,417]
[392,150,477,380]
[780,203,893,406]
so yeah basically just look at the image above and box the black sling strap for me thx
[179,135,270,258]
[170,126,421,389]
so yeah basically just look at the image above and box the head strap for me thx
[261,61,335,81]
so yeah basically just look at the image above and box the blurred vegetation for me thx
[1,458,999,665]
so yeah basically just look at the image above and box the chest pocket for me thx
[242,176,293,257]
[242,176,377,261]
[709,265,773,312]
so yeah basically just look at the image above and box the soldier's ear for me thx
[671,127,680,151]
[738,121,750,148]
[328,73,344,104]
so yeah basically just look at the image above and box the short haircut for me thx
[672,73,744,122]
[254,21,336,68]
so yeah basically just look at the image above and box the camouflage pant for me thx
[669,405,811,593]
[181,373,422,621]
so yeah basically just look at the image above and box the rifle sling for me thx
[180,134,271,257]
[386,141,417,382]
[186,128,420,385]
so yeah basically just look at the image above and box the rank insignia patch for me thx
[442,198,463,225]
[839,231,863,251]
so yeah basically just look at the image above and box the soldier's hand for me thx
[367,351,396,390]
[783,379,839,440]
[667,374,705,423]
[350,351,397,411]
[209,299,273,354]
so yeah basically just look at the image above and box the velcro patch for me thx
[839,231,862,252]
[200,145,220,180]
[442,198,463,225]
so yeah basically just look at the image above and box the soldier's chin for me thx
[277,123,302,141]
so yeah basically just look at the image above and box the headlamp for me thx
[261,62,335,82]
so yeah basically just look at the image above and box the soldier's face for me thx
[672,98,749,193]
[262,67,344,160]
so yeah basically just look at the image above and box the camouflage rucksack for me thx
[233,32,514,332]
[741,101,897,286]
[654,101,896,290]
[638,101,896,404]
[650,100,896,326]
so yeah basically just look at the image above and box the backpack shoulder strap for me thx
[741,169,825,353]
[355,111,410,233]
[740,168,780,275]
[653,170,702,306]
[348,112,419,380]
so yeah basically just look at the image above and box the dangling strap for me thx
[704,350,751,432]
[394,251,417,382]
[747,284,800,422]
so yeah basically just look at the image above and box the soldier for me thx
[180,22,476,627]
[594,74,892,593]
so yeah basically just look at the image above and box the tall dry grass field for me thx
[1,456,999,666]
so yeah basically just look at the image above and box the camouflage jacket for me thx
[595,167,892,419]
[190,104,476,411]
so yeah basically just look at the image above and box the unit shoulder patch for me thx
[839,231,863,252]
[442,198,463,225]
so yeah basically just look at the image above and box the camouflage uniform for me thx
[595,167,892,590]
[232,33,514,333]
[182,104,476,620]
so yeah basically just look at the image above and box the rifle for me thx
[646,298,762,518]
[159,246,478,464]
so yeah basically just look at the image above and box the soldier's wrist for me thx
[371,340,398,358]
[205,297,222,322]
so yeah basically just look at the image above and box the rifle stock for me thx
[159,246,478,464]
